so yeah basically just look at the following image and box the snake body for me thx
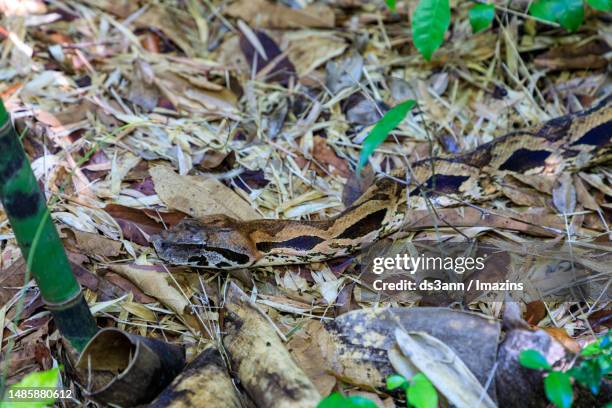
[152,98,612,269]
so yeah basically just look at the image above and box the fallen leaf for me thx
[394,329,496,408]
[150,166,259,221]
[552,173,576,215]
[287,320,336,396]
[524,301,547,325]
[100,272,157,304]
[312,136,350,177]
[587,308,612,331]
[225,0,335,29]
[107,264,189,315]
[543,327,581,354]
[239,28,296,86]
[72,229,122,257]
[105,204,169,245]
[0,257,26,305]
[342,166,375,206]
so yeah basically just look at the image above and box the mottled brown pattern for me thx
[153,98,612,269]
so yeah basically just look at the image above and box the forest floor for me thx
[0,0,610,407]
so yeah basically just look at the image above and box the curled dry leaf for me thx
[107,264,189,315]
[393,329,496,408]
[223,282,321,408]
[149,345,242,408]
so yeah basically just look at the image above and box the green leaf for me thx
[386,374,409,390]
[317,393,379,408]
[570,360,602,395]
[357,99,416,172]
[317,392,346,408]
[557,0,584,31]
[469,4,495,33]
[586,0,612,11]
[528,0,584,32]
[347,396,378,408]
[544,371,573,408]
[407,373,438,408]
[1,367,60,408]
[386,0,397,12]
[412,0,451,60]
[581,342,601,356]
[519,349,552,370]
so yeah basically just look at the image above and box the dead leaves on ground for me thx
[150,165,259,221]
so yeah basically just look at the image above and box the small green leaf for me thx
[357,99,416,172]
[386,374,409,390]
[529,0,564,23]
[386,0,397,12]
[544,371,573,408]
[557,0,584,31]
[2,367,61,408]
[317,392,346,408]
[519,349,552,370]
[570,360,601,395]
[407,373,439,408]
[528,0,584,32]
[581,342,601,357]
[469,4,495,33]
[586,0,612,11]
[412,0,451,60]
[317,393,379,408]
[347,396,378,408]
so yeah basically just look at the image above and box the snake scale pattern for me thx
[152,97,612,269]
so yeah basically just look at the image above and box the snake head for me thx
[151,218,256,269]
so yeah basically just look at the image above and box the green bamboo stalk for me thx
[0,100,97,351]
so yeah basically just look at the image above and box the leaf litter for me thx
[0,0,610,406]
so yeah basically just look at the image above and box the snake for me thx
[152,97,611,269]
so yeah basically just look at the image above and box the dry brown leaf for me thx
[534,41,609,71]
[404,207,563,237]
[150,166,259,221]
[500,176,548,207]
[225,0,335,29]
[524,301,547,325]
[105,204,184,246]
[287,320,336,396]
[72,230,122,258]
[100,272,156,304]
[543,327,581,354]
[573,174,601,212]
[312,136,350,178]
[0,257,26,305]
[223,282,321,407]
[552,173,576,215]
[107,264,189,315]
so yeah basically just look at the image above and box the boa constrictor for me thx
[152,97,611,269]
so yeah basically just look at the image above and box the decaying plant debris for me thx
[0,0,610,407]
